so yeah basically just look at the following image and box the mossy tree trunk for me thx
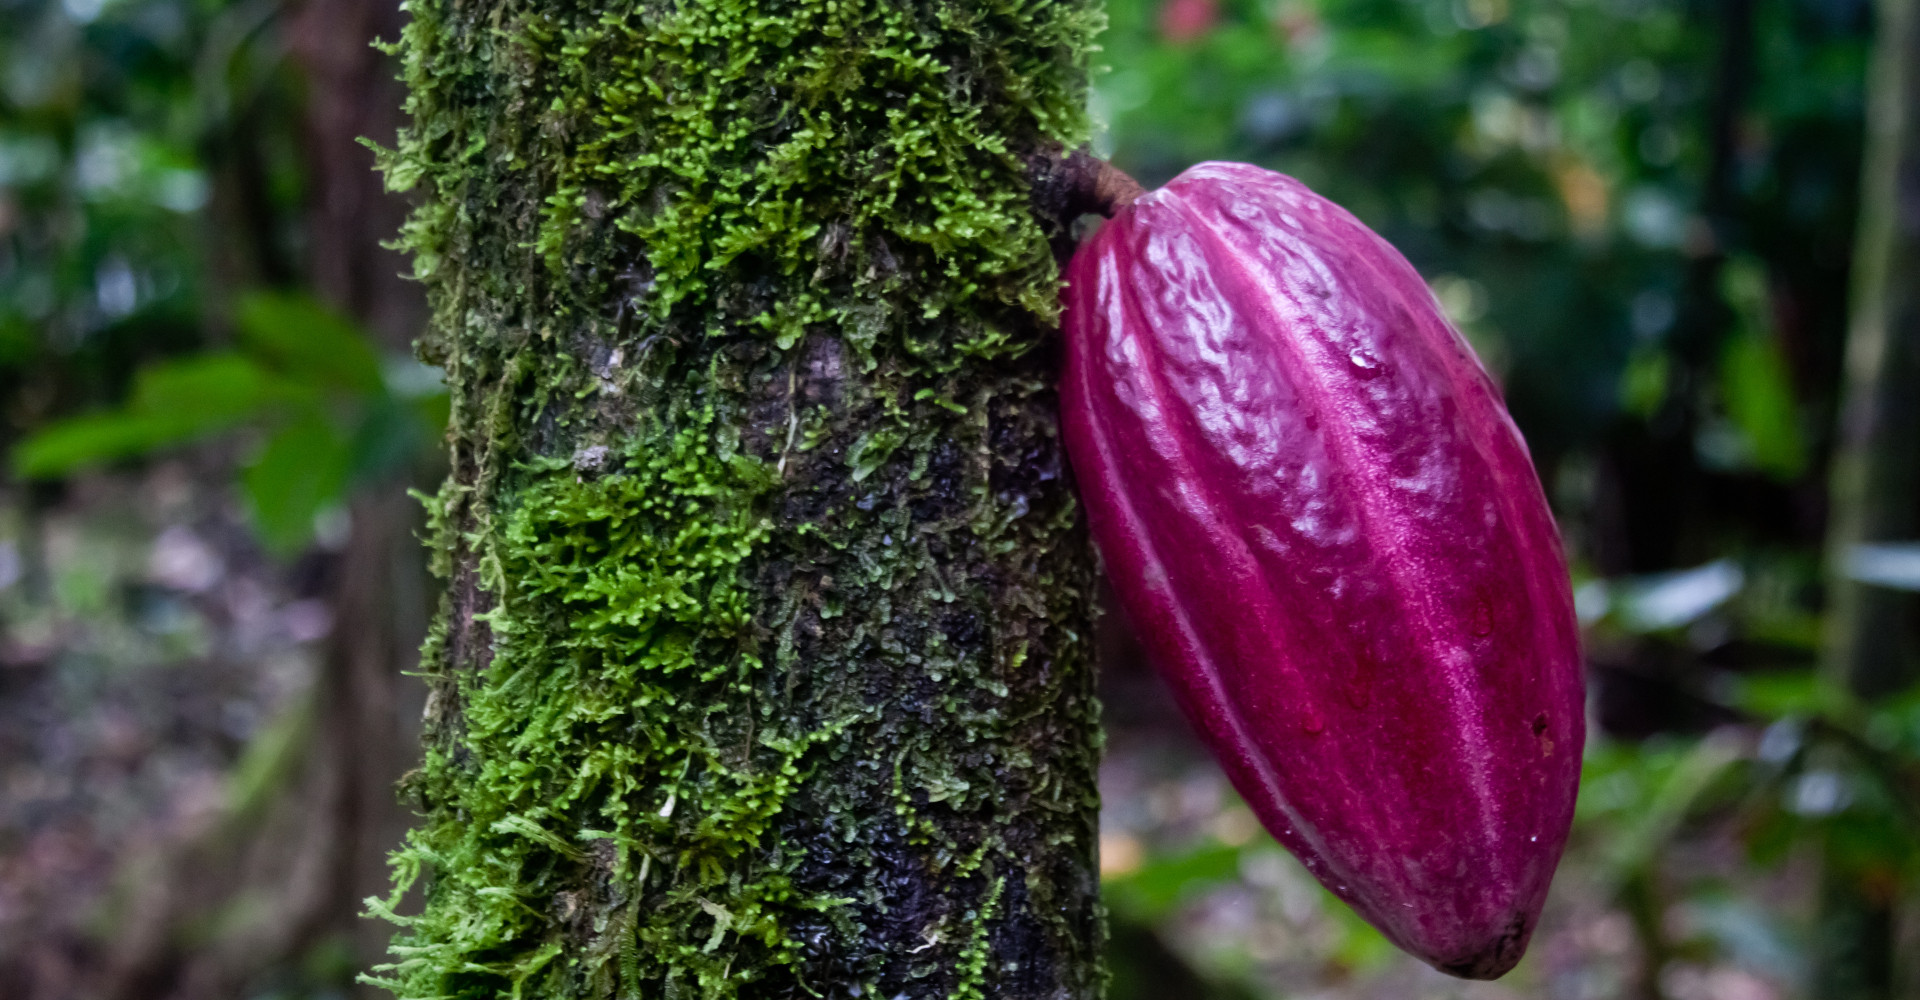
[1816,0,1920,994]
[366,3,1106,999]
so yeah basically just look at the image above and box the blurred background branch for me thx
[1814,0,1920,993]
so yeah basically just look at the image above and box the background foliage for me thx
[0,0,1912,997]
[1095,0,1918,998]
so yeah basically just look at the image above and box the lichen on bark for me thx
[362,2,1106,998]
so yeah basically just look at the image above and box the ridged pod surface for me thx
[1062,162,1584,979]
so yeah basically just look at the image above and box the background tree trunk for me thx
[1824,0,1920,701]
[94,3,432,996]
[1817,0,1920,994]
[367,3,1106,999]
[286,0,434,987]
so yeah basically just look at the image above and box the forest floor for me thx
[0,456,334,998]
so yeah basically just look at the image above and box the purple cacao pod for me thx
[1062,162,1584,979]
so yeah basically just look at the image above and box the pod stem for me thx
[1046,148,1144,219]
[1088,159,1144,215]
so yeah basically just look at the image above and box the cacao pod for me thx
[1062,162,1584,979]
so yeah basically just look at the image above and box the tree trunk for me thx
[368,3,1105,999]
[287,0,435,988]
[1816,0,1920,994]
[91,4,431,997]
[1824,0,1920,701]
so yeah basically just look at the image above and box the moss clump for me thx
[368,0,1106,997]
[371,411,848,997]
[379,0,1100,371]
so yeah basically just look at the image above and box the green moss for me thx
[375,0,1097,371]
[368,0,1105,997]
[370,411,823,996]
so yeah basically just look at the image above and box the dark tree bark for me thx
[367,3,1105,999]
[1816,0,1920,995]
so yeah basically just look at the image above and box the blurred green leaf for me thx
[127,353,307,418]
[235,291,386,396]
[1719,331,1806,481]
[9,280,446,557]
[0,310,35,367]
[243,412,353,556]
[1718,259,1807,481]
[1725,670,1827,719]
[1104,843,1243,919]
[1823,808,1919,878]
[1619,348,1671,419]
[12,353,305,478]
[12,412,203,480]
[1581,734,1746,888]
[1325,899,1396,971]
[411,391,452,438]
